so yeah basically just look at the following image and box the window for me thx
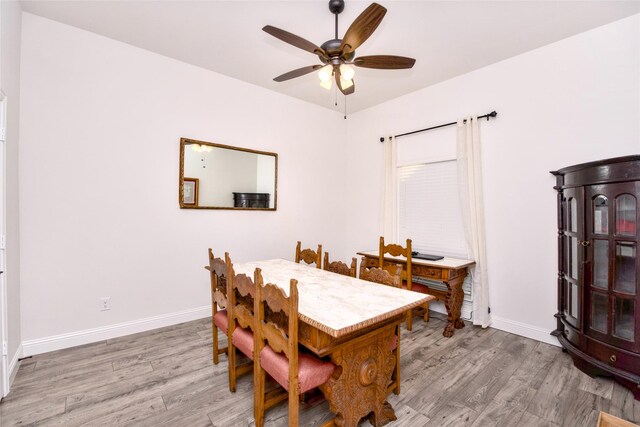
[395,129,472,320]
[398,160,468,259]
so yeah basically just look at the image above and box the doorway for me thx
[0,90,9,397]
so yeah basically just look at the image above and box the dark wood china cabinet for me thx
[552,155,640,399]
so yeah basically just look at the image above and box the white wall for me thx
[19,13,347,353]
[345,14,640,345]
[1,0,22,382]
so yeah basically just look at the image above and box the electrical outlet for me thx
[100,297,111,311]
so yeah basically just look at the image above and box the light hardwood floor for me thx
[0,313,638,426]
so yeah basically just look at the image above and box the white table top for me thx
[357,250,475,269]
[233,259,434,338]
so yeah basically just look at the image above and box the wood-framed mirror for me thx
[179,138,278,210]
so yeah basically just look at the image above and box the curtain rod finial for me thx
[379,137,385,143]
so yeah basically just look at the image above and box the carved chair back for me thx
[379,237,430,332]
[359,258,402,288]
[323,252,357,278]
[379,237,412,290]
[254,269,299,365]
[228,256,257,332]
[226,255,257,391]
[295,241,322,269]
[253,269,301,426]
[205,248,229,365]
[206,248,229,308]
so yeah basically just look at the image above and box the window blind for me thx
[398,160,469,259]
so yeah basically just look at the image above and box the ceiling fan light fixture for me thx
[264,2,415,97]
[339,64,355,81]
[339,76,354,90]
[318,64,333,82]
[320,78,333,90]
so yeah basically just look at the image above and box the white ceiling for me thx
[20,1,640,114]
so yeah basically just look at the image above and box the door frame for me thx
[0,90,9,397]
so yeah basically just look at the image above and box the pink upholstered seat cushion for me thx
[402,282,431,295]
[259,346,335,394]
[389,334,398,351]
[213,310,228,331]
[231,326,254,360]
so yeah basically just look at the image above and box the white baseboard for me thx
[22,306,211,357]
[8,343,22,385]
[490,315,560,347]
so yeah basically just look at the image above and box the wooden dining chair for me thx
[295,241,322,269]
[253,269,336,427]
[360,260,403,288]
[205,248,229,365]
[226,254,257,392]
[323,252,357,277]
[379,236,430,331]
[359,259,403,395]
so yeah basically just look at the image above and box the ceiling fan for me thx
[263,0,416,96]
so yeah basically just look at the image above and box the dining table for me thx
[233,259,435,427]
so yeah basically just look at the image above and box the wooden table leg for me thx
[443,274,466,338]
[319,324,398,427]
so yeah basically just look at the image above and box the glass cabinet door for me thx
[562,187,583,329]
[613,194,636,343]
[585,184,638,350]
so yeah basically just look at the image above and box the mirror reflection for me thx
[179,138,277,210]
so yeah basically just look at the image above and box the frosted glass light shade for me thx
[340,64,355,81]
[340,76,353,90]
[320,79,333,90]
[318,65,333,82]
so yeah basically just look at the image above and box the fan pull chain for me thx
[344,95,347,119]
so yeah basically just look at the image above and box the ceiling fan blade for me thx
[353,55,416,69]
[273,65,323,82]
[335,67,355,95]
[340,3,387,55]
[263,25,327,59]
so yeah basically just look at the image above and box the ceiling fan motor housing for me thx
[320,39,355,63]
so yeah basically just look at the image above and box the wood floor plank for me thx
[402,328,513,416]
[423,401,478,426]
[469,379,537,427]
[0,396,67,426]
[85,395,167,426]
[607,382,640,424]
[508,341,559,390]
[524,353,583,425]
[1,315,639,427]
[389,404,431,426]
[560,388,610,427]
[577,371,615,400]
[454,335,538,412]
[515,410,562,427]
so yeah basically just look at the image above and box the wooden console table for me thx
[357,251,475,337]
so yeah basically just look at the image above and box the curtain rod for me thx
[379,110,497,143]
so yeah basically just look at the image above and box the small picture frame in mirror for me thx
[183,177,199,206]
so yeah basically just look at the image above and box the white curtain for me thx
[382,136,398,242]
[457,117,490,327]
